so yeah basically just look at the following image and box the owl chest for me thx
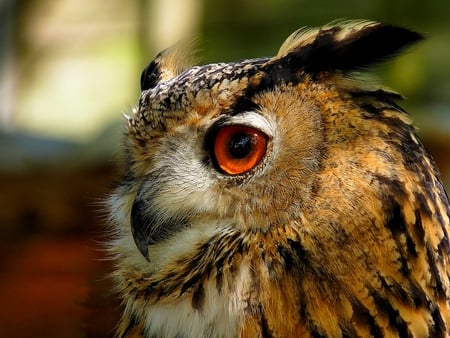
[137,264,251,338]
[135,248,308,338]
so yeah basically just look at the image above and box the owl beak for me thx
[130,197,189,261]
[130,199,151,261]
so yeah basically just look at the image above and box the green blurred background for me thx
[0,0,449,337]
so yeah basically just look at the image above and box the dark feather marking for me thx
[378,273,413,307]
[350,89,404,103]
[438,237,450,264]
[436,209,449,246]
[277,244,296,272]
[191,282,205,311]
[215,265,223,294]
[120,314,143,338]
[297,296,326,337]
[349,296,384,337]
[405,232,419,258]
[362,113,417,162]
[140,58,162,91]
[176,233,244,298]
[296,283,328,338]
[287,238,308,264]
[286,24,423,74]
[359,102,406,119]
[408,281,429,308]
[199,231,245,294]
[356,102,437,209]
[373,175,407,201]
[413,210,426,247]
[415,191,433,218]
[397,146,444,210]
[425,245,447,300]
[375,176,428,254]
[180,273,202,299]
[342,332,355,338]
[385,200,413,276]
[375,175,419,258]
[143,275,169,300]
[311,329,327,338]
[259,63,304,90]
[401,147,432,177]
[352,90,407,121]
[228,96,260,116]
[260,309,274,338]
[430,303,447,337]
[370,289,410,337]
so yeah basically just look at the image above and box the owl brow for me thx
[228,96,260,116]
[202,113,247,154]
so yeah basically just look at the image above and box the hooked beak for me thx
[130,197,189,261]
[130,199,151,261]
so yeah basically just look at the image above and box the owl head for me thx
[114,20,424,261]
[108,20,450,337]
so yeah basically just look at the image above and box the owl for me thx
[107,20,450,337]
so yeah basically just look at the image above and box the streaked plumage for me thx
[108,20,450,337]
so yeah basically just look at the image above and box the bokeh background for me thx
[0,0,449,337]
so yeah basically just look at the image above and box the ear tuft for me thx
[273,20,424,74]
[140,41,198,91]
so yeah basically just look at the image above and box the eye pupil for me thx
[228,134,253,159]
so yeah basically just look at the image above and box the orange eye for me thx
[213,125,268,175]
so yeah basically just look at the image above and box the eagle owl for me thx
[108,21,450,337]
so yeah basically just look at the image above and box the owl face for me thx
[127,56,328,262]
[109,21,450,337]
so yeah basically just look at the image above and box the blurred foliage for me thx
[5,0,449,141]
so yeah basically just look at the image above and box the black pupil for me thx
[228,133,253,159]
